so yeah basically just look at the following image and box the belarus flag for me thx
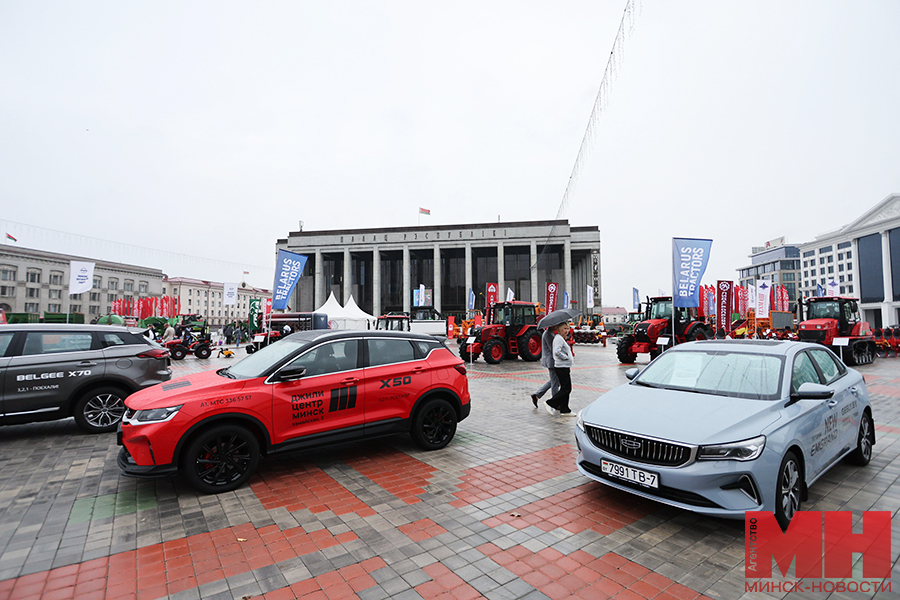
[419,207,431,215]
[5,233,16,242]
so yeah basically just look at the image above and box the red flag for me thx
[545,282,559,314]
[716,281,734,335]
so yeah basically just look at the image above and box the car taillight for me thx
[137,348,170,359]
[454,364,467,376]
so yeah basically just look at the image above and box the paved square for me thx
[0,342,897,599]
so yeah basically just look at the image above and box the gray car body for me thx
[0,323,172,431]
[575,339,871,520]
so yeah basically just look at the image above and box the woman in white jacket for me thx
[545,321,575,416]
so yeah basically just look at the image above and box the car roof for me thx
[286,329,442,343]
[672,339,823,357]
[0,323,136,333]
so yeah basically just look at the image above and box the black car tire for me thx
[460,349,480,362]
[847,410,874,466]
[518,332,542,361]
[411,398,457,450]
[183,425,260,494]
[194,345,212,359]
[482,339,505,364]
[245,345,256,354]
[616,335,637,364]
[73,386,128,433]
[775,450,802,530]
[170,345,187,361]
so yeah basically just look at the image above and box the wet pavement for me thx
[0,340,898,599]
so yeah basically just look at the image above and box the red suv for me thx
[117,330,470,493]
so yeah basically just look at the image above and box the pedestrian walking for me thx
[545,321,576,416]
[531,326,559,407]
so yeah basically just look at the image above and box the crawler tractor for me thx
[798,297,876,365]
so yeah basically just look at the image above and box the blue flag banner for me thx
[817,284,825,297]
[672,238,713,308]
[468,289,475,310]
[632,287,639,310]
[562,291,570,309]
[272,249,309,310]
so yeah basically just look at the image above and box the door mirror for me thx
[791,382,834,401]
[273,366,307,382]
[625,367,641,381]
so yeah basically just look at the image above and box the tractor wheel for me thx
[170,345,187,361]
[518,332,542,361]
[483,339,506,364]
[686,330,707,343]
[245,345,256,355]
[649,348,661,360]
[460,349,480,362]
[194,345,212,359]
[616,335,637,364]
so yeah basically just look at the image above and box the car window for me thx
[367,339,415,367]
[22,332,94,355]
[0,332,13,356]
[808,349,844,384]
[287,340,359,377]
[791,352,821,393]
[101,332,142,347]
[636,350,783,399]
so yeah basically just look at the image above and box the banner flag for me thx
[826,279,838,297]
[249,299,261,331]
[756,281,770,319]
[506,287,515,302]
[468,289,475,310]
[272,250,308,310]
[486,283,498,307]
[586,285,594,309]
[223,283,238,306]
[562,291,570,309]
[546,282,559,313]
[69,261,94,295]
[716,281,734,334]
[413,289,420,307]
[817,283,825,297]
[632,288,639,310]
[672,238,713,308]
[699,286,707,317]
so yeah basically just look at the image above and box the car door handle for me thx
[79,361,98,367]
[340,377,359,385]
[849,386,860,395]
[411,366,425,373]
[827,400,838,408]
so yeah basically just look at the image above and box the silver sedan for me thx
[575,340,874,528]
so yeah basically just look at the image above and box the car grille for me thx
[584,425,693,467]
[798,330,826,344]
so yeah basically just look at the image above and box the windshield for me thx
[807,301,840,320]
[634,349,785,400]
[649,300,671,320]
[223,338,307,379]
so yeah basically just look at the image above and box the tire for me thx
[518,332,542,361]
[245,345,256,354]
[183,425,260,494]
[411,398,457,450]
[686,329,707,342]
[460,349,480,362]
[775,450,802,530]
[483,338,506,364]
[170,345,187,361]
[847,411,874,466]
[616,335,637,364]
[73,386,128,433]
[194,345,212,359]
[649,348,661,360]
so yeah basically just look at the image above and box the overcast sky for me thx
[2,1,899,308]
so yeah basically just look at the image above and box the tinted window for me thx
[288,340,359,377]
[809,349,844,384]
[0,332,13,356]
[101,332,143,347]
[413,340,440,358]
[367,339,415,367]
[22,332,94,355]
[791,352,821,393]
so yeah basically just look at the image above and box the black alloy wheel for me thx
[183,425,260,494]
[411,398,457,450]
[775,450,802,530]
[847,411,874,466]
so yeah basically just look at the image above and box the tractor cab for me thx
[376,314,411,332]
[799,297,864,344]
[488,302,538,327]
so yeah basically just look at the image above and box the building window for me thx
[71,293,82,300]
[189,289,192,296]
[108,293,117,302]
[848,285,854,293]
[827,256,833,263]
[108,279,118,290]
[93,276,102,288]
[827,266,834,274]
[124,280,134,292]
[139,282,148,293]
[846,250,852,259]
[838,241,851,249]
[848,274,853,281]
[782,273,795,281]
[89,305,100,315]
[819,268,825,275]
[803,251,814,257]
[71,304,81,313]
[48,303,62,313]
[90,292,101,302]
[0,286,14,297]
[26,270,41,283]
[26,287,40,298]
[50,271,64,285]
[837,253,843,260]
[818,246,832,253]
[839,275,845,282]
[188,299,192,306]
[840,286,845,294]
[49,289,61,299]
[0,266,15,281]
[25,302,40,313]
[162,287,166,294]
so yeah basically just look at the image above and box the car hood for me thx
[125,369,252,410]
[581,383,784,446]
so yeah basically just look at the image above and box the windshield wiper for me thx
[632,380,661,389]
[218,368,236,379]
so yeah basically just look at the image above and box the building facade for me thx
[163,277,272,328]
[737,237,802,314]
[277,220,601,320]
[797,193,900,328]
[0,245,164,318]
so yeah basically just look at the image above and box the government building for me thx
[277,220,602,321]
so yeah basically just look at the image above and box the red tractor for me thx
[616,296,712,363]
[798,296,877,365]
[458,301,543,364]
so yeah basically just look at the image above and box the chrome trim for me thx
[4,407,61,416]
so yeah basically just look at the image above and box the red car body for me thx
[118,330,470,492]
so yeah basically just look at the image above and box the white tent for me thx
[343,296,377,329]
[314,292,371,330]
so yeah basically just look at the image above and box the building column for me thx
[403,246,411,313]
[497,241,505,298]
[465,243,473,305]
[564,239,572,308]
[372,247,381,316]
[433,244,441,313]
[881,230,893,325]
[314,250,324,309]
[343,248,352,304]
[530,241,538,303]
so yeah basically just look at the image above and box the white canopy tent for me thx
[314,292,373,330]
[343,296,377,329]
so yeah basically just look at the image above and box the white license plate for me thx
[601,460,658,488]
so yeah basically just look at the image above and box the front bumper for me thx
[575,426,777,520]
[117,446,177,478]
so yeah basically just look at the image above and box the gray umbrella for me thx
[538,308,580,329]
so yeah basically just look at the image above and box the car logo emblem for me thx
[621,439,641,450]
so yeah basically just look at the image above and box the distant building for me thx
[163,277,271,328]
[736,237,801,314]
[601,306,627,324]
[0,245,164,318]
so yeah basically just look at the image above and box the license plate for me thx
[601,460,658,488]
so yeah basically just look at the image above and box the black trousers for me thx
[547,367,572,413]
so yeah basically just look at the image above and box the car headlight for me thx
[575,409,585,432]
[128,405,183,424]
[698,435,765,461]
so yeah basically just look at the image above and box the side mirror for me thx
[625,367,640,381]
[789,382,834,403]
[273,366,307,382]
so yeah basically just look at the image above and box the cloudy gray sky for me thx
[2,1,899,308]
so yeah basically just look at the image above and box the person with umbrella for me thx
[533,308,578,416]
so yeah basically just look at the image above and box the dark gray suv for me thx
[0,324,172,433]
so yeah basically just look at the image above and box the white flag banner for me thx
[826,279,838,297]
[586,285,595,309]
[756,281,770,319]
[223,283,239,306]
[506,287,515,302]
[69,261,94,295]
